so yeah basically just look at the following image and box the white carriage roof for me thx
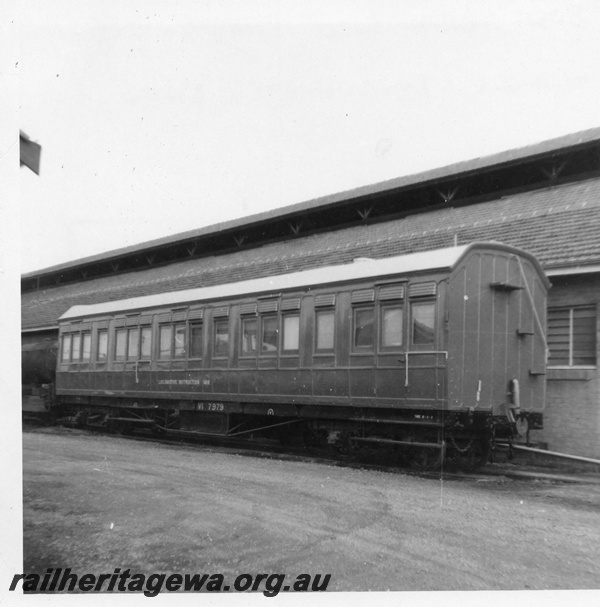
[58,242,533,321]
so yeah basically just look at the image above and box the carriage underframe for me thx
[55,394,541,472]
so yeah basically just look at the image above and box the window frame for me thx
[548,304,597,369]
[126,327,140,361]
[410,300,436,347]
[379,303,404,351]
[188,322,204,359]
[352,306,375,352]
[96,329,108,363]
[158,324,173,360]
[173,323,186,359]
[281,313,300,354]
[81,332,92,362]
[114,328,128,361]
[241,317,258,357]
[71,333,81,362]
[315,309,335,353]
[140,326,152,360]
[260,315,279,356]
[60,333,73,363]
[213,319,230,359]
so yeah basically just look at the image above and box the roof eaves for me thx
[22,126,600,279]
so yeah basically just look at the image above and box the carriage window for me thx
[127,328,139,360]
[61,334,72,362]
[97,330,108,361]
[214,320,229,357]
[381,306,403,348]
[189,323,203,358]
[242,318,258,354]
[354,308,374,350]
[81,333,92,361]
[412,302,435,345]
[262,316,279,353]
[174,323,186,358]
[159,325,172,359]
[71,333,81,361]
[140,327,152,359]
[316,311,335,351]
[283,315,300,352]
[115,329,127,361]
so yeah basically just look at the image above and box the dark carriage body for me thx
[55,242,549,465]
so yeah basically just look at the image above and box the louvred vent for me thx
[258,299,278,313]
[187,309,204,320]
[379,284,405,301]
[281,298,301,310]
[351,289,375,304]
[409,282,437,298]
[240,303,258,315]
[171,310,187,322]
[315,294,336,307]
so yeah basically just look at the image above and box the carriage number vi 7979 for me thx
[197,402,224,412]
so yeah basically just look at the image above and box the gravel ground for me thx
[22,427,600,592]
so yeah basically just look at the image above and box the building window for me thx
[548,305,597,367]
[282,315,300,352]
[242,318,258,354]
[316,311,335,352]
[97,330,108,361]
[354,307,374,350]
[189,323,203,358]
[381,306,403,348]
[261,316,279,353]
[411,302,435,345]
[214,320,229,357]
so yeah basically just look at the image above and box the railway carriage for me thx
[55,242,550,469]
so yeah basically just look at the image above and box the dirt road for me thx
[22,428,600,592]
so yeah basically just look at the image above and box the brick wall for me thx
[539,273,600,459]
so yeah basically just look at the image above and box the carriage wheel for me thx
[409,446,444,472]
[450,438,491,472]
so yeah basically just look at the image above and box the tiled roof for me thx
[22,176,600,330]
[22,126,600,278]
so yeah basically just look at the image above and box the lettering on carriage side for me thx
[158,379,201,385]
[196,402,225,412]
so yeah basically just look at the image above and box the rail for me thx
[496,442,600,466]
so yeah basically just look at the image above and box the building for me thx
[22,128,600,457]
